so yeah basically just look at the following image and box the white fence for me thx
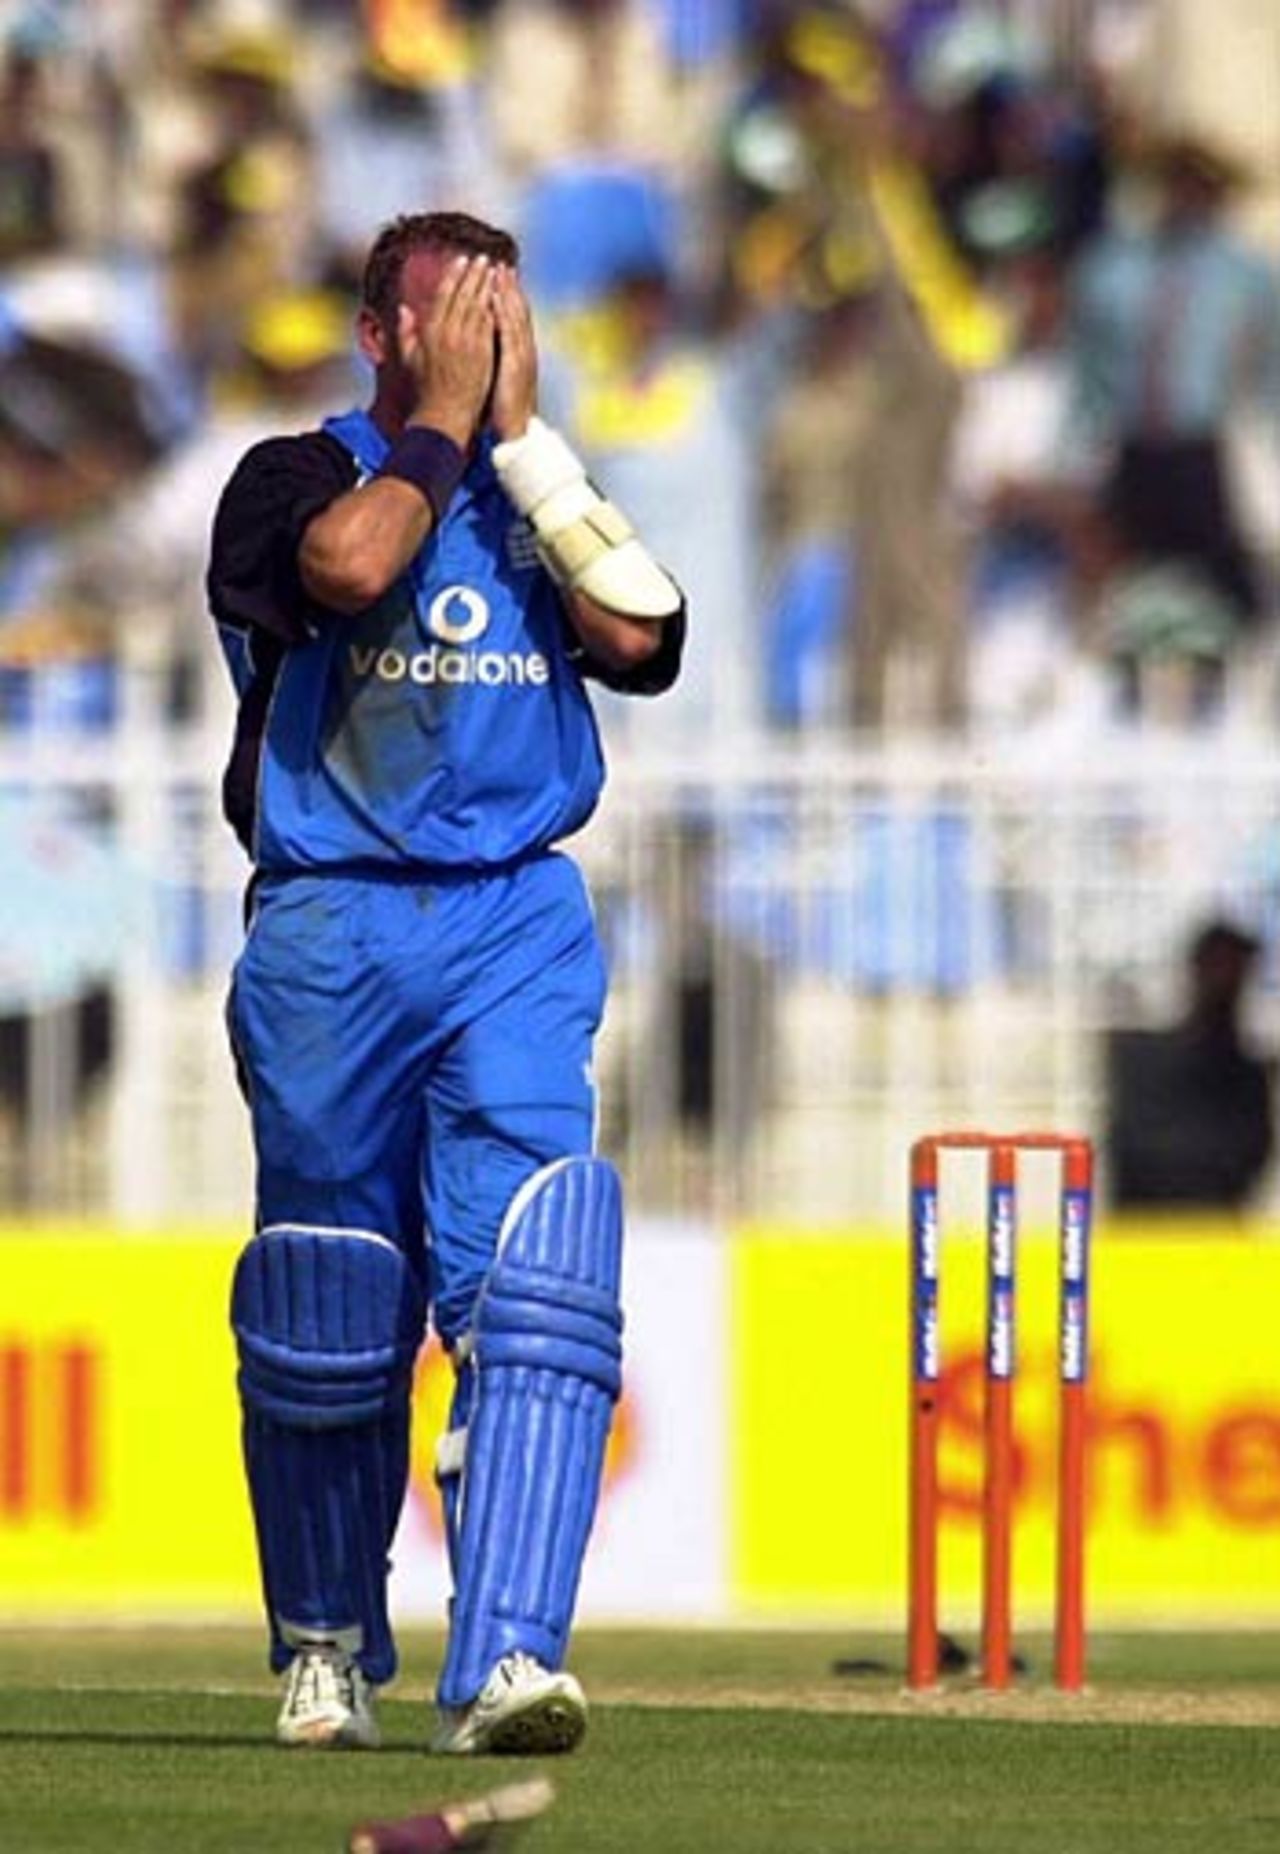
[2,723,1278,1224]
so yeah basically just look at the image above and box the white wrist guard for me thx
[492,418,682,619]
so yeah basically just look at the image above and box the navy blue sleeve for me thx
[207,430,355,643]
[572,600,687,697]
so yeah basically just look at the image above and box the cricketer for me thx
[205,210,685,1754]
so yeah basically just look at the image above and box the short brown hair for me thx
[360,211,520,321]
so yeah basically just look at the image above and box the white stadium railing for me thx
[2,717,1278,1226]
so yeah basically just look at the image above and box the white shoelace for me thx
[286,1649,357,1718]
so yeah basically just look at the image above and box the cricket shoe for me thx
[431,1652,587,1756]
[277,1639,380,1749]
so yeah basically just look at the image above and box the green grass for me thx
[1,1629,1277,1853]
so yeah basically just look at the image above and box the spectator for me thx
[486,0,698,310]
[37,284,360,729]
[486,0,710,180]
[0,317,168,731]
[312,31,505,287]
[1105,917,1275,1211]
[718,6,988,732]
[949,247,1089,734]
[759,293,881,728]
[0,48,64,262]
[1068,133,1280,678]
[845,279,968,733]
[552,263,762,744]
[168,20,316,387]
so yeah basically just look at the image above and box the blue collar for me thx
[323,407,497,493]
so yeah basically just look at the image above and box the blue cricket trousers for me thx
[228,850,605,1343]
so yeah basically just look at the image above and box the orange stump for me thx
[907,1133,1093,1693]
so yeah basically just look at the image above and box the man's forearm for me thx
[300,423,467,614]
[300,477,436,613]
[563,588,669,671]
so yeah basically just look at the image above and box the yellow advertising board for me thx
[3,1226,1278,1625]
[0,1234,257,1615]
[0,1227,722,1624]
[732,1229,1280,1623]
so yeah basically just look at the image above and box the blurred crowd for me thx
[0,0,1278,749]
[1,0,1278,1215]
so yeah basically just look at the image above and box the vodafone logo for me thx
[428,585,489,645]
[347,583,550,689]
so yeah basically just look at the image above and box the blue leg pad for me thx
[437,1157,623,1708]
[231,1225,426,1684]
